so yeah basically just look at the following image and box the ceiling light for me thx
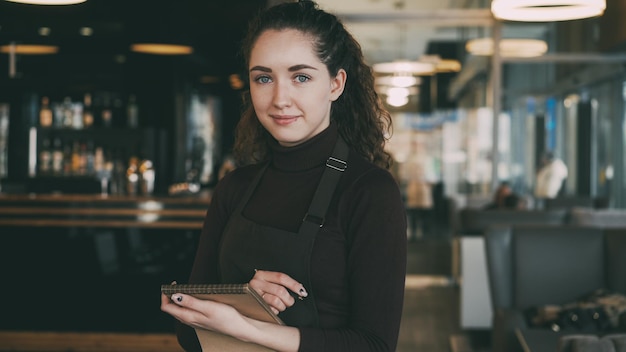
[491,0,606,22]
[130,43,193,55]
[378,85,419,105]
[229,74,245,90]
[38,27,51,36]
[387,87,411,98]
[386,94,409,107]
[375,75,421,88]
[373,60,436,76]
[466,38,548,57]
[420,55,462,73]
[0,44,59,55]
[79,27,93,36]
[435,59,462,73]
[5,0,87,4]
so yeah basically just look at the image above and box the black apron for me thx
[217,138,348,327]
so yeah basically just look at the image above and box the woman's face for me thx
[248,29,346,147]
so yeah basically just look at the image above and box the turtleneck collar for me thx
[270,122,338,172]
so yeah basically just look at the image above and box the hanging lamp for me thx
[4,0,86,4]
[0,42,59,55]
[491,0,606,22]
[372,61,436,76]
[130,43,193,55]
[466,38,548,57]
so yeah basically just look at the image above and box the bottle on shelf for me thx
[62,97,74,128]
[72,102,84,130]
[51,138,64,175]
[126,156,139,196]
[63,141,72,176]
[38,137,52,175]
[94,146,105,174]
[71,141,81,175]
[39,96,53,128]
[127,94,139,128]
[86,141,95,175]
[101,93,113,128]
[52,102,64,128]
[82,93,94,129]
[139,159,155,195]
[78,141,87,175]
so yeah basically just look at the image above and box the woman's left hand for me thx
[160,292,301,351]
[160,292,253,340]
[249,269,308,315]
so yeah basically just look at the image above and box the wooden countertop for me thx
[0,192,211,229]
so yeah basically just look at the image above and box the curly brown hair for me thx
[233,0,393,169]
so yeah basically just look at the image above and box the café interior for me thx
[1,0,626,351]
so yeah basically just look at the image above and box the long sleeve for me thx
[298,167,408,352]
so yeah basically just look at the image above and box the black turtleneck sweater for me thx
[177,124,407,352]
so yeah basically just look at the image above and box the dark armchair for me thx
[484,225,626,352]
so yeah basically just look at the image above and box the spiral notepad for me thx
[161,283,283,352]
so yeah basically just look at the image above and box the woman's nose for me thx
[272,81,292,108]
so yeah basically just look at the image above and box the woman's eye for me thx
[255,76,271,84]
[295,74,310,83]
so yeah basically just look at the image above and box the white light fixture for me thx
[79,27,93,36]
[382,86,419,108]
[38,27,51,36]
[435,59,462,73]
[491,0,606,22]
[373,60,436,76]
[5,0,87,4]
[130,43,193,55]
[466,38,548,57]
[420,55,462,73]
[375,75,422,88]
[386,94,409,107]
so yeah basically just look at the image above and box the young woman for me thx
[161,2,407,351]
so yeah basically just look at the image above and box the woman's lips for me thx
[271,115,298,125]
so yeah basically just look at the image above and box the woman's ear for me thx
[329,69,347,102]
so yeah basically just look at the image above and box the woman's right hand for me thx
[249,270,308,314]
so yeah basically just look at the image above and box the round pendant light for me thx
[491,0,606,22]
[466,38,548,57]
[0,44,59,54]
[5,0,87,4]
[130,43,193,55]
[375,75,422,88]
[373,61,436,76]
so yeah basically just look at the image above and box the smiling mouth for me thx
[271,115,299,124]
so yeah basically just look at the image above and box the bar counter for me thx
[0,192,212,352]
[0,192,211,229]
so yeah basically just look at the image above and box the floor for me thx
[398,226,492,352]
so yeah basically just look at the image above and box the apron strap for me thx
[299,136,349,238]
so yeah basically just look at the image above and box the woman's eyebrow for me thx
[288,64,317,72]
[250,65,271,73]
[249,64,318,73]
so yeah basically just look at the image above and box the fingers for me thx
[261,292,285,314]
[162,291,248,336]
[254,270,308,299]
[250,270,309,313]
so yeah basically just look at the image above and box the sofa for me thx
[457,208,568,235]
[454,208,569,328]
[484,225,626,352]
[568,207,626,228]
